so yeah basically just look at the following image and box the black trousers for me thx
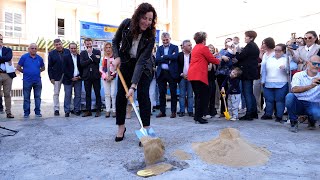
[217,74,228,114]
[0,96,3,111]
[84,78,101,111]
[157,70,177,114]
[204,77,217,116]
[116,60,152,126]
[191,81,209,120]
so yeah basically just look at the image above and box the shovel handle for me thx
[221,92,227,108]
[117,67,145,129]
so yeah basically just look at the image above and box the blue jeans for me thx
[285,93,320,122]
[179,78,193,113]
[64,80,82,113]
[23,81,42,115]
[242,80,257,115]
[263,83,288,118]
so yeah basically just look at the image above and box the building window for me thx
[57,18,65,36]
[3,11,22,38]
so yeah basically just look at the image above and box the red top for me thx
[188,44,220,85]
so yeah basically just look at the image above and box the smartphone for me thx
[290,43,299,50]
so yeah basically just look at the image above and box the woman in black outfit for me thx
[233,31,260,120]
[112,3,157,142]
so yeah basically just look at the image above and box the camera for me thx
[290,42,299,50]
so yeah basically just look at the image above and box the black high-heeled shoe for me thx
[194,118,208,124]
[115,128,126,142]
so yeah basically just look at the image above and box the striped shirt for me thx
[291,70,320,102]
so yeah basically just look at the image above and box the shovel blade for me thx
[135,127,156,139]
[224,111,231,120]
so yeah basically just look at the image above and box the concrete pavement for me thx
[0,101,319,179]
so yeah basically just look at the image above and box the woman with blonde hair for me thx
[100,42,117,118]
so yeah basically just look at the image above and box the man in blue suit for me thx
[48,39,70,116]
[155,32,179,118]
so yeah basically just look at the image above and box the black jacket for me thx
[62,53,83,85]
[80,48,101,80]
[177,52,191,82]
[112,18,155,84]
[48,48,70,81]
[235,41,259,80]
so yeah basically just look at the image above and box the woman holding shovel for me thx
[112,3,157,142]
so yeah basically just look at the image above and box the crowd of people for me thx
[0,3,319,141]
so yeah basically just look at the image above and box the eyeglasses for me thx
[304,36,313,40]
[311,62,320,66]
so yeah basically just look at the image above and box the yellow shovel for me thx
[221,92,231,120]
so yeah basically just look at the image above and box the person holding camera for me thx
[287,31,320,71]
[286,55,320,133]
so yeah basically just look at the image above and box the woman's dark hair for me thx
[131,3,157,40]
[305,31,319,44]
[194,31,207,44]
[245,30,257,41]
[275,43,286,53]
[262,37,275,49]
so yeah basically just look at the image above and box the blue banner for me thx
[80,20,160,51]
[80,21,118,51]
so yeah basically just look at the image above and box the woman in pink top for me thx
[99,42,117,118]
[188,31,220,124]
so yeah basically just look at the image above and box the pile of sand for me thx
[192,128,270,167]
[172,150,191,160]
[141,136,165,165]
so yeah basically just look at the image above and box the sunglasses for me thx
[304,36,313,40]
[0,39,3,40]
[311,62,320,66]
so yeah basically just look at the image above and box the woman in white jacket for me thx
[100,42,117,118]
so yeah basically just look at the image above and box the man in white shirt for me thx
[177,40,194,117]
[62,43,83,117]
[286,55,320,132]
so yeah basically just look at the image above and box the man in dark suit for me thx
[80,38,101,117]
[48,39,70,116]
[177,40,194,117]
[0,34,14,118]
[62,43,83,117]
[155,32,179,118]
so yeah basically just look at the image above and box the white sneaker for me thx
[230,117,238,121]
